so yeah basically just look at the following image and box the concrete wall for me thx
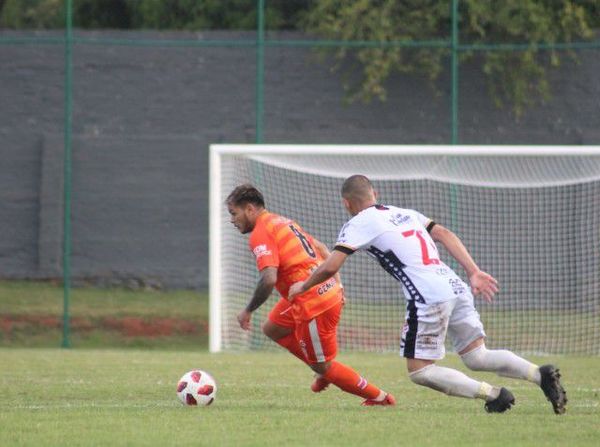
[1,30,599,289]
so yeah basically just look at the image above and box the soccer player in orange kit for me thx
[227,184,394,406]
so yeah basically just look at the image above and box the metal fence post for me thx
[449,0,460,272]
[256,0,265,144]
[451,0,459,145]
[61,0,73,348]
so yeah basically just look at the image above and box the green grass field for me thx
[0,281,208,349]
[1,350,599,446]
[1,281,600,445]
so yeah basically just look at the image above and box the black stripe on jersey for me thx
[367,246,426,304]
[426,221,437,233]
[334,245,356,255]
[402,299,418,358]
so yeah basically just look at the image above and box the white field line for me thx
[0,402,180,410]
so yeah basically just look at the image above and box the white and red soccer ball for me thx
[176,370,217,406]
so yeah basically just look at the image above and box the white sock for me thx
[374,390,386,402]
[461,345,541,385]
[409,364,499,401]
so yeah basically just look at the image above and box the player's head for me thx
[226,184,265,234]
[341,174,377,216]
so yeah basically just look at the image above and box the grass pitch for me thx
[1,349,599,446]
[0,281,208,349]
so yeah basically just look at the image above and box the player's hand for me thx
[469,270,499,303]
[237,309,252,330]
[288,281,305,301]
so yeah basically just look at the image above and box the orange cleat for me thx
[311,375,331,393]
[362,393,396,406]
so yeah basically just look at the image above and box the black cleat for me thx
[539,365,567,415]
[484,387,515,413]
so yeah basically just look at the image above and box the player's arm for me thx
[429,224,479,277]
[288,250,348,299]
[237,267,277,330]
[312,238,343,288]
[429,223,498,302]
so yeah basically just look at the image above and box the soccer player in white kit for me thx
[289,175,567,414]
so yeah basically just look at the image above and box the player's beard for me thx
[239,220,252,234]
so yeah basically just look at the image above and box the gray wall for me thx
[1,30,599,289]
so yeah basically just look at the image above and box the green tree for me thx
[76,0,131,29]
[0,0,132,29]
[0,0,310,30]
[302,0,596,115]
[0,0,63,29]
[127,0,308,30]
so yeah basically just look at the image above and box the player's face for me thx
[228,203,254,234]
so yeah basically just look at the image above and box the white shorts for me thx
[400,292,485,360]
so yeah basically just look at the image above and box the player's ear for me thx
[342,197,351,214]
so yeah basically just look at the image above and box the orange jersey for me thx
[249,211,342,320]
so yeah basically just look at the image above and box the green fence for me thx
[1,0,599,348]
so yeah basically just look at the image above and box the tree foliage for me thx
[0,0,309,30]
[302,0,597,115]
[128,0,308,30]
[0,0,64,28]
[1,0,597,115]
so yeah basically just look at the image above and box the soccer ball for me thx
[176,369,217,406]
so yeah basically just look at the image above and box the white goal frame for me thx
[209,144,600,353]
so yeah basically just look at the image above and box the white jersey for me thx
[335,204,468,304]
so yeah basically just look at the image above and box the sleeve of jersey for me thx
[415,211,436,233]
[333,220,365,255]
[249,228,279,271]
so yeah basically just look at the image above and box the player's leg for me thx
[459,338,540,382]
[450,293,567,414]
[263,298,306,363]
[459,348,567,414]
[459,337,567,403]
[403,299,514,413]
[450,293,541,381]
[460,340,567,414]
[406,358,514,412]
[297,302,395,405]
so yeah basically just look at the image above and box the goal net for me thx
[210,145,600,355]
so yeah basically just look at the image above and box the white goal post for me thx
[210,144,600,355]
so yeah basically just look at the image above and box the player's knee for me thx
[409,364,460,396]
[263,320,294,341]
[408,364,436,387]
[261,321,270,337]
[461,344,489,371]
[261,321,279,340]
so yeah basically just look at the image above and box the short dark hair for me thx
[341,174,374,200]
[226,184,265,207]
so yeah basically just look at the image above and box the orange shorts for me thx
[294,301,342,364]
[267,298,296,329]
